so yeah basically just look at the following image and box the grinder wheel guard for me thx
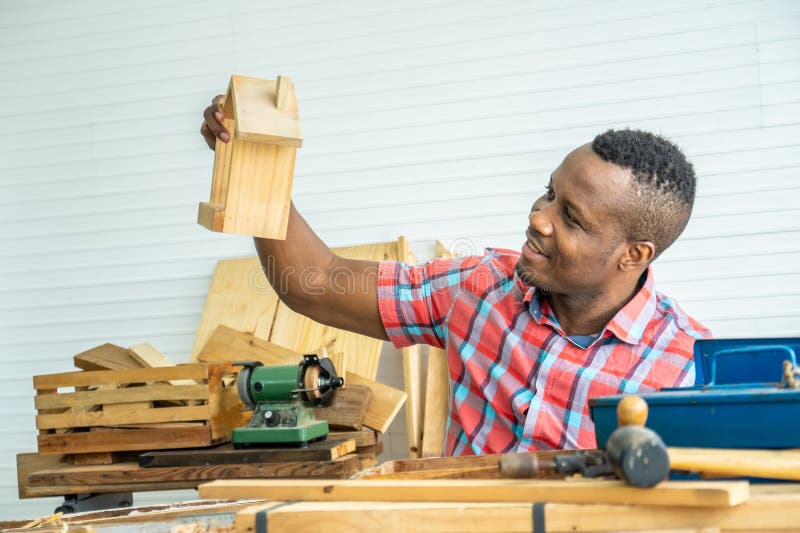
[297,354,343,406]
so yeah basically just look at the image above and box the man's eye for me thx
[544,185,555,200]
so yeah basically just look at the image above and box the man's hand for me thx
[200,95,231,150]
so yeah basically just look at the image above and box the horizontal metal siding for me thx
[1,0,798,519]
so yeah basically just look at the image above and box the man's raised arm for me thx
[201,95,388,341]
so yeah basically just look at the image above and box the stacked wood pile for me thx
[19,324,407,498]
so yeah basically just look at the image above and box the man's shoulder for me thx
[651,290,713,341]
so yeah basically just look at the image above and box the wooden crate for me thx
[33,363,243,454]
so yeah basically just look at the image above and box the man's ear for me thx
[619,241,655,271]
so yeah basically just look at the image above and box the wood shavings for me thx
[169,521,234,533]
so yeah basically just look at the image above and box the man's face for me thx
[516,143,633,298]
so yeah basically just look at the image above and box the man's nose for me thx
[529,208,554,237]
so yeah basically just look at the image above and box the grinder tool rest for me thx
[233,354,344,447]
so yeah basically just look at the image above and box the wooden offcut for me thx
[199,478,749,507]
[313,384,372,430]
[73,343,144,371]
[345,372,407,433]
[33,363,241,454]
[198,324,301,368]
[198,74,302,239]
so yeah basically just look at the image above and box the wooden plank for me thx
[402,344,423,458]
[329,428,376,448]
[198,324,300,367]
[313,385,372,430]
[34,383,209,410]
[37,426,213,454]
[36,405,210,430]
[421,346,450,457]
[238,501,532,533]
[199,479,750,508]
[360,451,562,476]
[29,455,360,489]
[57,499,267,527]
[345,372,406,433]
[102,401,153,417]
[34,364,209,390]
[138,439,356,467]
[237,488,800,533]
[73,343,143,371]
[16,453,68,498]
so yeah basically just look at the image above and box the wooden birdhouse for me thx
[198,75,302,239]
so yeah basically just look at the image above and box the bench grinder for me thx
[232,354,344,447]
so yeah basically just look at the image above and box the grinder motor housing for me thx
[233,354,343,447]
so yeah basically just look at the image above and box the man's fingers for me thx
[202,103,230,143]
[200,122,216,150]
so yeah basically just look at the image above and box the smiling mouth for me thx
[525,230,549,257]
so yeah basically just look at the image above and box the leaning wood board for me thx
[190,238,412,380]
[199,478,749,507]
[233,485,800,533]
[345,372,406,433]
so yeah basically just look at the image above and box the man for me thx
[201,97,711,456]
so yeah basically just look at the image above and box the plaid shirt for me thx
[377,248,711,456]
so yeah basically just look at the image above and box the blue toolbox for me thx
[589,337,800,449]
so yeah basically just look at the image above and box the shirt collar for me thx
[522,267,657,345]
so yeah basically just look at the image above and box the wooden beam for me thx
[421,346,449,457]
[198,478,750,507]
[345,372,406,433]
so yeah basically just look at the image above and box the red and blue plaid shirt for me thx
[377,248,711,456]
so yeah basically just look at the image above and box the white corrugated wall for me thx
[1,0,798,519]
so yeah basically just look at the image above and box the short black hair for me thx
[591,129,696,260]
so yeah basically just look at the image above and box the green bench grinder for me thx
[232,354,344,448]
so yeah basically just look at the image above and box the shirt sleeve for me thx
[377,257,467,349]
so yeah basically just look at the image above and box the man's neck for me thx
[546,272,645,336]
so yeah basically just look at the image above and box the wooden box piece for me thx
[33,363,242,454]
[198,74,302,239]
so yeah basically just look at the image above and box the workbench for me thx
[8,452,799,532]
